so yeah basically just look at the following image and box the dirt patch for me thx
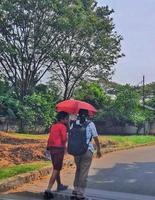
[0,132,47,167]
[0,132,118,168]
[0,132,45,145]
[0,132,74,168]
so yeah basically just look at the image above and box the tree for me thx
[114,85,140,123]
[131,109,153,134]
[17,93,55,132]
[113,85,153,133]
[49,1,123,99]
[0,75,9,96]
[0,0,67,100]
[74,81,110,109]
[0,94,20,120]
[0,83,56,132]
[135,82,155,97]
[74,81,114,124]
[147,95,155,109]
[0,75,18,120]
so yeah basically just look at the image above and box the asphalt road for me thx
[88,145,155,196]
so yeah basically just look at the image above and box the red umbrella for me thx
[56,99,97,116]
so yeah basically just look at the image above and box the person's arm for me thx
[60,125,67,145]
[90,122,102,158]
[93,136,102,158]
[47,128,51,150]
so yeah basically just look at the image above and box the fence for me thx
[95,121,152,135]
[0,118,47,133]
[0,117,155,135]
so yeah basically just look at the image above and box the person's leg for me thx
[45,152,60,192]
[73,156,81,193]
[56,171,61,186]
[55,152,68,191]
[44,169,58,199]
[77,150,93,198]
[44,150,66,199]
[56,171,68,191]
[47,169,59,191]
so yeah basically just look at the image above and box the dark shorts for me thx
[50,147,65,171]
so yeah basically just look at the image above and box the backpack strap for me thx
[84,121,93,144]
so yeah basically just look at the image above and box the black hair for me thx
[56,111,69,121]
[78,109,89,124]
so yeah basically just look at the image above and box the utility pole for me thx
[143,75,145,108]
[142,75,146,134]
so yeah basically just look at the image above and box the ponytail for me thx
[78,109,89,124]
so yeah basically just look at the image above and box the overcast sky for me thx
[98,0,155,85]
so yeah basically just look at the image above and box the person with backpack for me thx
[68,109,101,200]
[44,111,69,199]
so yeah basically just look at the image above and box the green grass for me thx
[99,135,155,147]
[8,132,48,140]
[0,161,51,181]
[9,132,155,147]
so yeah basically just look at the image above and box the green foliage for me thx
[0,0,74,99]
[115,85,140,114]
[135,82,155,96]
[74,81,115,123]
[0,80,56,131]
[105,135,155,146]
[147,95,155,109]
[18,93,56,129]
[49,1,123,99]
[74,81,110,109]
[0,76,9,96]
[0,94,20,119]
[74,82,153,132]
[131,109,153,127]
[113,84,140,124]
[0,0,153,133]
[113,85,153,129]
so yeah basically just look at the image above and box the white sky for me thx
[98,0,155,85]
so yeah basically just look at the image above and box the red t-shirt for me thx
[47,122,67,148]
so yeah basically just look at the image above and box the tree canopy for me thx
[49,1,123,99]
[74,81,110,109]
[0,0,68,100]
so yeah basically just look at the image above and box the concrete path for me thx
[1,145,155,199]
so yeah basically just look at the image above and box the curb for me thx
[1,142,155,193]
[0,157,75,193]
[0,166,52,193]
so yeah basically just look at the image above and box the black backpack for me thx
[68,121,91,156]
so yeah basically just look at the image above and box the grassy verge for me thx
[8,132,155,147]
[0,161,51,181]
[8,132,48,140]
[99,135,155,148]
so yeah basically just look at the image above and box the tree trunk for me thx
[19,119,24,132]
[63,82,69,100]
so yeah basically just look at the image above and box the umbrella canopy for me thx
[56,99,97,116]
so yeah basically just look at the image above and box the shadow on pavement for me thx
[88,161,155,196]
[1,191,70,200]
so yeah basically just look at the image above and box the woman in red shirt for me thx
[44,111,69,199]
